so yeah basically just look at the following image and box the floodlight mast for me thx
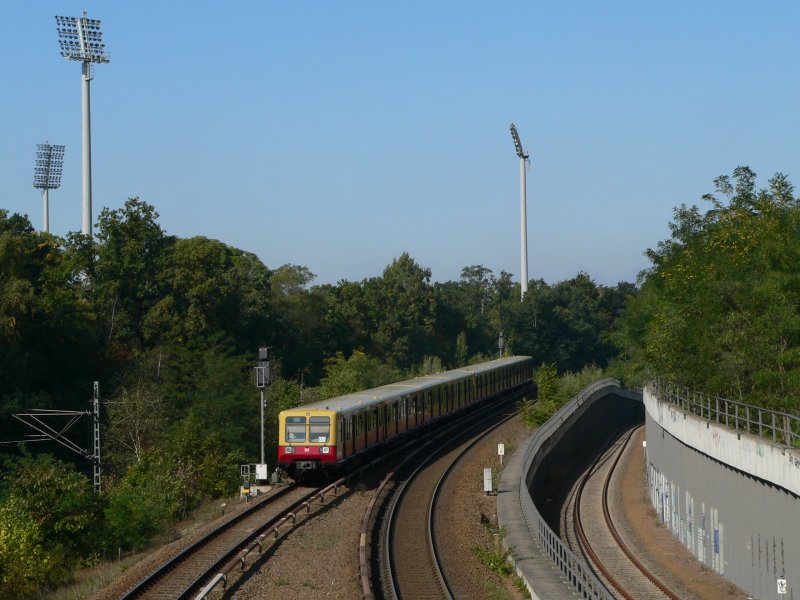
[32,143,65,233]
[55,13,109,237]
[510,123,530,300]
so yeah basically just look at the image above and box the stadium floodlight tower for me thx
[509,123,530,300]
[55,12,110,237]
[32,143,65,233]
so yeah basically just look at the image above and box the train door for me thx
[345,416,352,457]
[337,418,344,460]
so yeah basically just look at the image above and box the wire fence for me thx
[649,378,800,448]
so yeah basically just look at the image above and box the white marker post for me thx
[483,468,493,495]
[498,442,505,466]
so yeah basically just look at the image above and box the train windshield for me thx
[309,416,331,443]
[285,416,306,443]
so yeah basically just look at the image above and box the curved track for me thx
[119,482,342,599]
[570,425,682,600]
[371,393,522,599]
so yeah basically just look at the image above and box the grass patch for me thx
[481,578,517,600]
[472,525,532,599]
[471,543,514,577]
[46,492,243,599]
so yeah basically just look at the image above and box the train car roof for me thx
[282,355,532,416]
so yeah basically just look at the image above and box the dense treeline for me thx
[0,197,633,596]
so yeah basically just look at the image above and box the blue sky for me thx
[2,2,799,287]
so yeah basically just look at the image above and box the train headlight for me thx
[321,446,330,454]
[284,446,293,454]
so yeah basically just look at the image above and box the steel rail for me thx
[189,479,346,599]
[381,390,525,599]
[573,426,681,600]
[428,410,518,597]
[118,484,298,599]
[573,428,638,599]
[600,427,682,600]
[355,381,532,599]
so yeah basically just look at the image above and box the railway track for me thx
[362,391,523,599]
[114,381,531,600]
[568,425,682,600]
[118,482,344,599]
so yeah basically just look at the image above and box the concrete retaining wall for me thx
[645,386,800,599]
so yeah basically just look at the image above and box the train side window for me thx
[285,416,306,442]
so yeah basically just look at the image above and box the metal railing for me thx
[649,379,800,448]
[517,378,625,600]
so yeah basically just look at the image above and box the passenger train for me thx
[277,355,534,478]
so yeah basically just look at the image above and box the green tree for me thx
[104,415,245,551]
[103,373,165,473]
[521,363,559,428]
[0,212,99,418]
[269,264,329,380]
[367,253,437,367]
[94,198,171,350]
[0,453,105,596]
[455,331,469,366]
[0,496,62,599]
[143,236,269,350]
[618,167,800,408]
[319,351,403,398]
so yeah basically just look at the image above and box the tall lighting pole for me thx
[32,143,65,233]
[55,12,110,237]
[509,123,530,300]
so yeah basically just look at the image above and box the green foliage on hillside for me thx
[0,196,634,597]
[519,363,607,428]
[616,167,800,411]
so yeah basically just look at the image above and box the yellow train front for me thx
[277,408,340,477]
